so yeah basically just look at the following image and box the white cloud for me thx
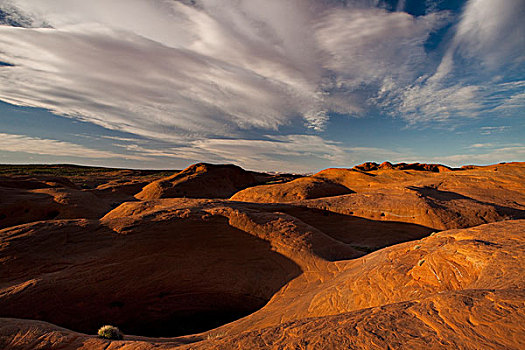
[0,25,320,138]
[373,0,525,124]
[316,7,448,88]
[493,91,525,114]
[433,145,525,166]
[379,80,483,124]
[454,0,525,69]
[480,126,510,135]
[0,0,460,142]
[0,0,331,137]
[468,143,494,149]
[0,133,141,159]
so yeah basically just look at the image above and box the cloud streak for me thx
[0,133,140,159]
[434,145,525,166]
[0,0,460,139]
[376,0,525,125]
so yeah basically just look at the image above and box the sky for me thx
[0,0,523,173]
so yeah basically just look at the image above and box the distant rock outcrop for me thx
[353,161,452,172]
[136,163,259,200]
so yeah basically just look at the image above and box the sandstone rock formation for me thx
[0,162,523,349]
[233,162,525,230]
[135,163,261,200]
[0,175,110,229]
[230,176,352,203]
[1,219,523,349]
[353,161,452,172]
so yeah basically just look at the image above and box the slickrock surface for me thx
[232,162,525,230]
[229,177,353,203]
[0,175,110,229]
[1,220,523,349]
[0,162,524,349]
[186,289,525,350]
[213,219,525,335]
[0,212,301,337]
[0,166,177,229]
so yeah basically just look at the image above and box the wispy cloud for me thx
[480,126,510,135]
[0,132,142,159]
[454,0,525,69]
[117,135,355,173]
[434,145,525,166]
[0,0,464,142]
[0,0,331,138]
[468,143,494,149]
[374,0,525,125]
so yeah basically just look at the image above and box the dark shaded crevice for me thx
[0,218,302,338]
[110,293,269,337]
[276,206,435,253]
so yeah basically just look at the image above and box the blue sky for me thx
[0,0,523,172]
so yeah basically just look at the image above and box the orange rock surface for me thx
[0,162,523,349]
[233,162,525,229]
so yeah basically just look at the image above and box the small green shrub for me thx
[97,325,123,340]
[207,331,227,340]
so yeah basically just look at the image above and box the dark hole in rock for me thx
[0,218,302,338]
[111,294,267,337]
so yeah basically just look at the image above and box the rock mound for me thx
[217,219,525,335]
[231,177,352,203]
[136,163,258,200]
[0,176,110,229]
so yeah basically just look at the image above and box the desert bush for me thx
[97,325,123,340]
[207,331,227,340]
